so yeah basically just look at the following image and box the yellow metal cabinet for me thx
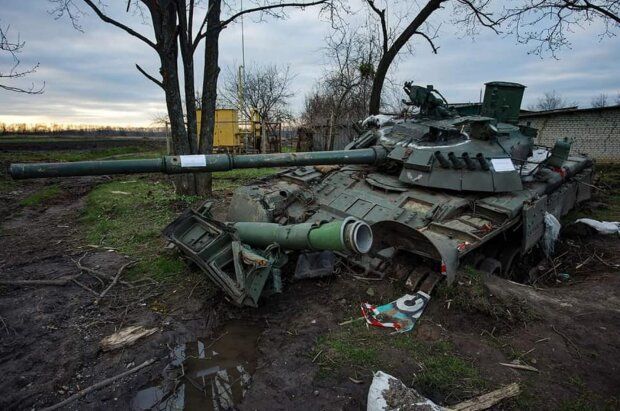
[196,108,241,150]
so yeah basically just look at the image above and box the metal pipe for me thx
[434,151,451,168]
[232,217,373,254]
[9,147,388,179]
[448,152,463,169]
[476,153,490,171]
[462,152,477,170]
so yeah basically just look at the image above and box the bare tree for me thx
[51,0,201,193]
[50,0,335,195]
[529,90,575,111]
[0,23,44,94]
[617,92,620,106]
[219,63,295,122]
[194,0,338,191]
[360,0,619,114]
[591,93,609,108]
[503,1,619,56]
[303,28,380,149]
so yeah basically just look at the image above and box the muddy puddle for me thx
[131,322,262,411]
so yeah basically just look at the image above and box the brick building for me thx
[519,105,620,161]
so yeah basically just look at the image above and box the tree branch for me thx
[365,0,389,54]
[193,1,215,50]
[188,0,195,39]
[457,0,501,33]
[414,31,438,53]
[0,82,45,94]
[82,0,157,50]
[581,0,620,23]
[135,63,163,88]
[221,0,328,27]
[195,0,328,42]
[368,0,446,114]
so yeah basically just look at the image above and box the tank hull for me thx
[227,157,593,284]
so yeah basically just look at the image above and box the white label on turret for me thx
[180,155,207,167]
[491,158,515,172]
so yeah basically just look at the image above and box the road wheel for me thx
[478,257,502,278]
[499,246,521,279]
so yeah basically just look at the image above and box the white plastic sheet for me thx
[367,371,443,411]
[543,212,561,256]
[575,218,620,235]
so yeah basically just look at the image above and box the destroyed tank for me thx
[10,81,594,306]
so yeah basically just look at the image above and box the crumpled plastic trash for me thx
[575,218,620,236]
[367,371,443,411]
[542,212,561,256]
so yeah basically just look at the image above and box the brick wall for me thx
[519,106,620,161]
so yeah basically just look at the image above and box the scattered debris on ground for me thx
[574,218,620,235]
[367,371,442,411]
[99,326,159,352]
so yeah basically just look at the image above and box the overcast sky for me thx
[0,0,618,126]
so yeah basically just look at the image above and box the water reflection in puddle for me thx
[131,323,261,411]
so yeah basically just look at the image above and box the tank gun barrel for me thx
[9,147,388,180]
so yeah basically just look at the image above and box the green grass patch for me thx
[0,146,164,163]
[280,145,297,153]
[19,185,63,206]
[597,162,620,189]
[314,323,485,403]
[563,192,620,223]
[563,162,620,223]
[0,178,17,193]
[81,178,188,281]
[212,168,277,191]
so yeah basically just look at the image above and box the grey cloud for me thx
[0,0,618,126]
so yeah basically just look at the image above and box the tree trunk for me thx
[368,0,444,115]
[178,1,199,155]
[150,1,197,195]
[197,0,223,196]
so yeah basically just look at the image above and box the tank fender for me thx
[370,220,458,284]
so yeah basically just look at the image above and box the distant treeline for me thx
[0,123,168,137]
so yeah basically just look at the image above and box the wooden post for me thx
[327,112,335,151]
[165,121,171,154]
[261,120,268,153]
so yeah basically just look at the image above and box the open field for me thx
[0,142,618,410]
[0,134,167,152]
